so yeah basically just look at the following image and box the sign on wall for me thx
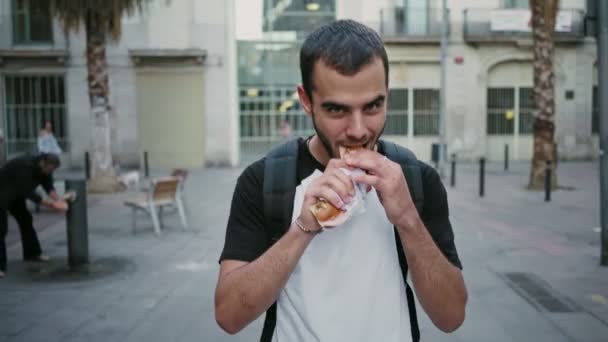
[490,9,573,32]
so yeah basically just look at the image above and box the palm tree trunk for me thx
[528,0,558,190]
[85,10,120,192]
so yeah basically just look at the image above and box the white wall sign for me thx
[490,9,573,33]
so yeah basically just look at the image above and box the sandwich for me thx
[309,146,365,227]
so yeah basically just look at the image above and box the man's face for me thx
[298,57,387,158]
[40,162,57,175]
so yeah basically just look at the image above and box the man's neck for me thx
[307,135,331,166]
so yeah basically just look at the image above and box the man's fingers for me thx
[326,158,349,169]
[350,173,381,189]
[320,174,353,206]
[344,150,386,175]
[314,187,347,210]
[329,169,355,197]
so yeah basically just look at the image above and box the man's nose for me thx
[346,113,367,141]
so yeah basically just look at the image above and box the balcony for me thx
[377,7,447,43]
[463,8,585,44]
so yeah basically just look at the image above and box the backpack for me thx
[262,138,424,342]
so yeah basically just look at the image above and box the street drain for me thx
[501,272,579,313]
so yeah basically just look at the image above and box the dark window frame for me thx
[11,0,53,45]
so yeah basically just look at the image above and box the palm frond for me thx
[50,0,149,41]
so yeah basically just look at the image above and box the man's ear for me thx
[297,85,313,117]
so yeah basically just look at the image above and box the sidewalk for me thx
[0,161,607,342]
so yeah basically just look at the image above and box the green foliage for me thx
[50,0,149,40]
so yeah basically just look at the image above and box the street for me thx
[0,160,607,342]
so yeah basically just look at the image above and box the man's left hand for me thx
[344,149,418,227]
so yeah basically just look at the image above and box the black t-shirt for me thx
[220,137,461,269]
[219,138,462,341]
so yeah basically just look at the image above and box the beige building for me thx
[0,0,239,168]
[239,0,598,163]
[1,0,597,168]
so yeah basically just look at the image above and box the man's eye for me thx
[327,106,344,113]
[366,102,382,112]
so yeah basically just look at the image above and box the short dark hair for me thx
[39,153,61,168]
[300,19,389,100]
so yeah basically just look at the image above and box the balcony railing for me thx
[463,8,585,43]
[378,7,447,43]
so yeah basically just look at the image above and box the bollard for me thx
[479,157,486,197]
[84,151,91,180]
[65,179,89,269]
[143,151,149,178]
[450,153,456,187]
[504,144,509,171]
[545,160,552,202]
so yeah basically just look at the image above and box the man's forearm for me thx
[215,224,315,334]
[397,215,467,332]
[48,191,59,201]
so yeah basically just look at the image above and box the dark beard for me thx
[311,111,337,159]
[311,111,387,158]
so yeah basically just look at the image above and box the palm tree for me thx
[528,0,559,189]
[50,0,148,192]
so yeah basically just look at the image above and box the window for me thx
[503,0,529,9]
[487,88,515,135]
[413,89,439,136]
[3,75,68,155]
[385,88,408,135]
[239,85,311,139]
[519,87,534,134]
[11,0,53,45]
[593,86,599,134]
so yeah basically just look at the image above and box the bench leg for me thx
[131,207,137,235]
[149,204,162,236]
[176,197,188,230]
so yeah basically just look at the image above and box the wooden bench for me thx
[124,176,188,235]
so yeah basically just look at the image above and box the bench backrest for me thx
[151,176,180,202]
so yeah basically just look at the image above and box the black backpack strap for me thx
[263,138,300,244]
[381,139,423,342]
[260,138,300,342]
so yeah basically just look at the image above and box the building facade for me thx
[1,0,596,168]
[237,0,598,163]
[0,0,239,168]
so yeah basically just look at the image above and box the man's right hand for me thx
[49,200,68,212]
[300,158,354,230]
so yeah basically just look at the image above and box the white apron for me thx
[273,170,411,342]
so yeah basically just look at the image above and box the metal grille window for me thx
[385,88,408,135]
[519,87,534,134]
[11,0,53,45]
[413,89,439,136]
[239,85,313,139]
[239,85,312,161]
[3,75,67,155]
[487,88,515,135]
[593,86,599,134]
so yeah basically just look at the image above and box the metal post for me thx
[597,0,608,266]
[143,151,149,178]
[545,160,552,202]
[450,153,456,187]
[84,151,90,180]
[438,0,448,179]
[479,157,485,197]
[504,144,509,171]
[65,179,89,269]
